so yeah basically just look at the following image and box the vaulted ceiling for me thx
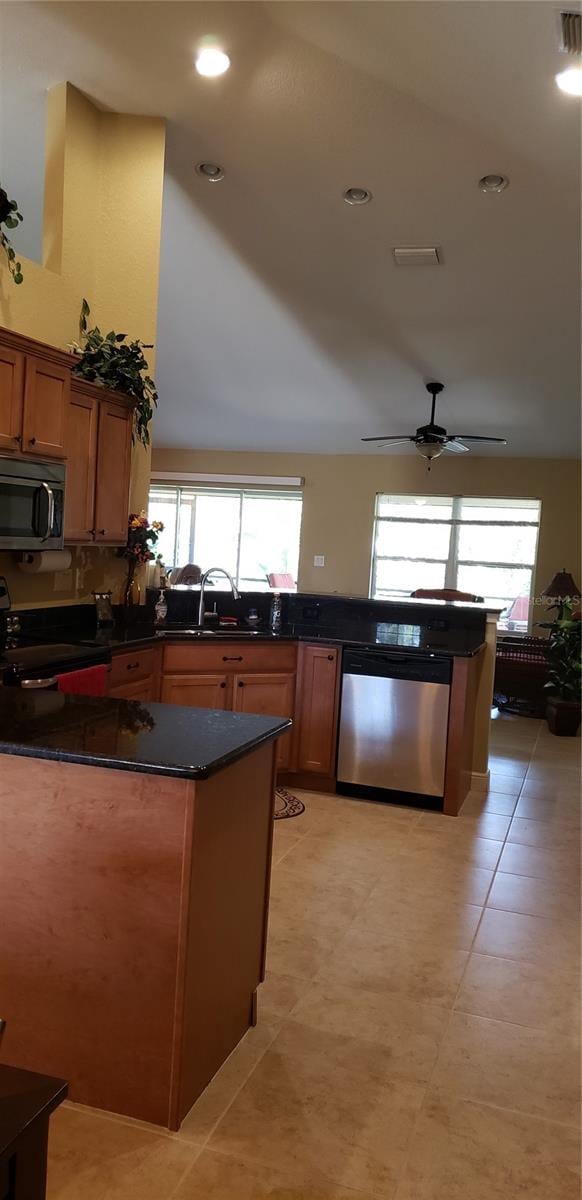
[1,1,580,455]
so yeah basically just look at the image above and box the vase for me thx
[546,695,581,736]
[123,562,141,608]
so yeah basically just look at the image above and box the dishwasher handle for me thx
[342,649,451,685]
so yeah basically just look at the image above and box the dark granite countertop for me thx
[0,691,291,780]
[79,622,485,658]
[0,1063,67,1157]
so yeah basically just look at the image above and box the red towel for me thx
[57,665,108,696]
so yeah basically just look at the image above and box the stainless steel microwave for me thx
[0,457,65,550]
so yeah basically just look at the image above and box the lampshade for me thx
[542,568,581,599]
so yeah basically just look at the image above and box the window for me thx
[370,494,541,631]
[148,485,303,590]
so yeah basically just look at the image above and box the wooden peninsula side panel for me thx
[0,743,276,1129]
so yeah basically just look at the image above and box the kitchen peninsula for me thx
[0,691,290,1130]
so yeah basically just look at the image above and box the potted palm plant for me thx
[544,601,581,736]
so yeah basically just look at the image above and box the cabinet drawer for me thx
[162,641,297,674]
[109,647,159,688]
[109,677,156,702]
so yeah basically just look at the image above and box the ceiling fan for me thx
[362,382,507,468]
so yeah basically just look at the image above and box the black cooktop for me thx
[0,636,110,684]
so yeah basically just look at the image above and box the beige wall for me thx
[1,83,165,609]
[151,447,581,623]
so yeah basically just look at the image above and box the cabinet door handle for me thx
[29,436,37,446]
[88,529,96,536]
[223,655,243,662]
[98,529,106,535]
[220,681,226,689]
[126,662,140,671]
[238,680,245,687]
[327,654,335,661]
[12,435,21,443]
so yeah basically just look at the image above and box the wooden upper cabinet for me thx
[63,388,98,542]
[233,672,295,769]
[0,346,24,452]
[296,645,339,776]
[22,356,69,458]
[0,331,136,546]
[93,399,133,545]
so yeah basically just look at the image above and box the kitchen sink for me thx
[155,628,266,638]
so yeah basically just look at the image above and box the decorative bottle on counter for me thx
[270,592,282,633]
[154,589,168,624]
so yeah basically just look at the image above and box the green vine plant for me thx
[71,299,158,447]
[0,185,24,284]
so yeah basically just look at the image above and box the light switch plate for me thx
[313,555,325,567]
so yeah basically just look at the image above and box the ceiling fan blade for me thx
[448,435,507,444]
[444,439,470,454]
[361,436,415,446]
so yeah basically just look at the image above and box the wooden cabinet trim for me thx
[70,377,134,410]
[0,325,74,370]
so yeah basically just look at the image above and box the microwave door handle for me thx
[40,482,55,542]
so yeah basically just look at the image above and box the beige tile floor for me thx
[47,713,581,1199]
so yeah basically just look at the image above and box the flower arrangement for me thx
[119,511,164,606]
[0,185,24,284]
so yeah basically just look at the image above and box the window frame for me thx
[148,483,303,589]
[370,494,541,631]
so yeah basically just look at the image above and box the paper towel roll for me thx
[18,550,72,574]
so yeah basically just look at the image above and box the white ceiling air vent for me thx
[393,247,440,266]
[559,11,581,55]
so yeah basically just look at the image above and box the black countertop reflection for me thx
[78,621,484,658]
[0,691,291,780]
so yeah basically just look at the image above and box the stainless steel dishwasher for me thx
[337,649,451,800]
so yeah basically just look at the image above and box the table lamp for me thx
[541,568,581,620]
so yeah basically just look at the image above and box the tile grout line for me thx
[187,804,423,1158]
[393,722,560,1197]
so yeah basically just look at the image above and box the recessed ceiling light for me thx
[195,45,230,77]
[343,187,372,206]
[478,174,509,193]
[195,162,225,182]
[555,66,582,95]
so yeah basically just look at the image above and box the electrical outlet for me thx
[313,555,325,568]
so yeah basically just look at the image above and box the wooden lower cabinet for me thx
[232,672,295,769]
[160,674,229,710]
[295,645,340,776]
[109,678,157,702]
[108,647,161,702]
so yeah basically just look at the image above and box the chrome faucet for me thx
[198,567,240,626]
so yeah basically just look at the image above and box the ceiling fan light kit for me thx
[362,381,507,471]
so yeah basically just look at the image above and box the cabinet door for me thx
[22,356,69,458]
[296,645,339,775]
[109,677,156,701]
[63,389,98,542]
[233,672,295,769]
[160,674,230,709]
[0,346,24,451]
[93,400,133,544]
